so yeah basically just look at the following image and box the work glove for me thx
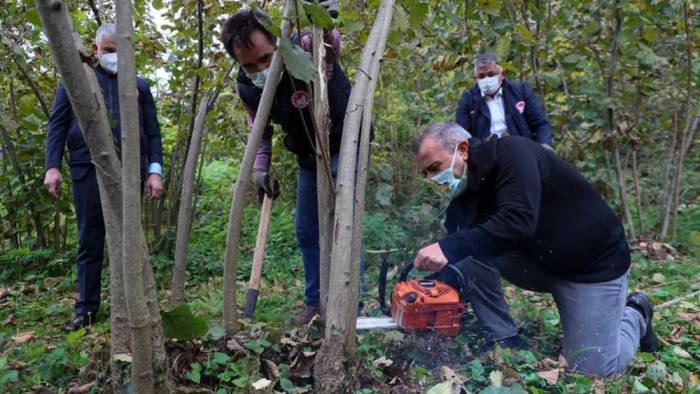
[320,0,339,18]
[253,170,280,204]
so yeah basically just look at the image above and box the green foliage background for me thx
[0,0,699,392]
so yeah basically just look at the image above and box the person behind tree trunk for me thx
[456,53,553,149]
[220,0,366,325]
[412,123,657,378]
[44,24,164,332]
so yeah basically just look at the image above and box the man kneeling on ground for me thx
[412,123,658,378]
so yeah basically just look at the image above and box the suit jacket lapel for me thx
[501,83,519,135]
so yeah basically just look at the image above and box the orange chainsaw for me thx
[357,259,465,336]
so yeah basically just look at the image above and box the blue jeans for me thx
[296,154,365,306]
[462,251,645,377]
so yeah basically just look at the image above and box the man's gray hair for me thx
[96,23,117,45]
[474,52,499,73]
[414,123,472,154]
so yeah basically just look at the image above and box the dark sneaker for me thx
[627,292,659,353]
[293,305,320,325]
[64,313,95,332]
[484,334,529,353]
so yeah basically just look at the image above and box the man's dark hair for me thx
[221,9,276,60]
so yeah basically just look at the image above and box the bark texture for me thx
[314,1,393,391]
[116,0,155,391]
[222,5,292,334]
[312,25,334,317]
[34,1,129,387]
[171,66,234,306]
[35,1,166,390]
[171,94,210,306]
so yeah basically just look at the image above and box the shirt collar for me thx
[481,88,503,99]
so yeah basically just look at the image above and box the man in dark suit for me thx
[455,53,552,148]
[43,24,163,332]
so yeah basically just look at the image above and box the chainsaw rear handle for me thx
[400,260,466,293]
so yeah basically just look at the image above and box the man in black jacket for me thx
[221,1,365,324]
[455,53,552,148]
[44,24,163,331]
[412,123,657,378]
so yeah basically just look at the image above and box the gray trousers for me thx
[462,252,646,378]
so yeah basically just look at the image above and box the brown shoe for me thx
[293,305,320,325]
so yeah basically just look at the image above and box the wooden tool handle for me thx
[244,193,273,318]
[249,194,273,290]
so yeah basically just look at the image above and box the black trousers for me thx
[71,165,105,316]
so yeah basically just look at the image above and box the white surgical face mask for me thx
[99,52,118,74]
[430,145,469,199]
[248,67,271,88]
[478,75,501,95]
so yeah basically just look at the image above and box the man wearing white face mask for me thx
[456,53,552,149]
[412,123,657,378]
[221,2,369,325]
[44,23,164,331]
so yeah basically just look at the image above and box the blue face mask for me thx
[430,145,468,199]
[248,67,271,88]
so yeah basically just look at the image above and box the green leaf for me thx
[207,323,226,340]
[632,379,649,393]
[161,304,209,341]
[645,361,666,382]
[152,0,163,10]
[25,8,42,27]
[515,23,537,45]
[402,1,429,28]
[479,0,501,16]
[186,368,201,384]
[280,377,294,392]
[0,370,18,385]
[342,20,363,34]
[426,382,452,394]
[375,183,394,207]
[278,38,315,82]
[254,7,281,38]
[213,352,230,364]
[302,1,334,29]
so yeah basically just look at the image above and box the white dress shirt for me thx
[482,90,507,138]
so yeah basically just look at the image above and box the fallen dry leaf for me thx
[673,346,691,359]
[226,338,245,353]
[0,288,9,299]
[689,373,699,386]
[251,378,272,390]
[68,382,96,394]
[2,314,14,326]
[373,356,393,367]
[592,378,606,394]
[12,331,36,344]
[677,312,700,329]
[438,366,467,384]
[537,369,559,385]
[263,359,280,379]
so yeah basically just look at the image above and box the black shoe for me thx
[64,313,96,332]
[626,292,659,353]
[483,334,529,353]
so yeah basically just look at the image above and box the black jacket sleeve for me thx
[455,91,472,132]
[438,138,542,263]
[139,80,163,165]
[521,82,552,145]
[45,83,71,170]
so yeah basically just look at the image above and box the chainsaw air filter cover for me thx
[390,278,464,336]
